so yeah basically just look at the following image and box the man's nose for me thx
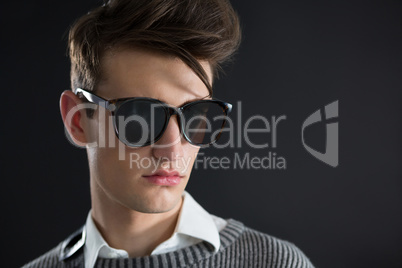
[152,115,184,160]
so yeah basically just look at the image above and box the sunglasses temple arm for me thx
[76,88,111,110]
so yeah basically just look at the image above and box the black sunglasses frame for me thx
[75,88,232,147]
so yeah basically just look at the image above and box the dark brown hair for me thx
[68,0,241,96]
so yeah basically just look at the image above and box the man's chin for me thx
[130,194,183,214]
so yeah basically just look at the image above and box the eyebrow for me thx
[168,95,211,107]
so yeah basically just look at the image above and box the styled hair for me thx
[68,0,241,96]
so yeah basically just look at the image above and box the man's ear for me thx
[60,90,90,147]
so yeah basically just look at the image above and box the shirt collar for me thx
[172,191,221,251]
[84,191,221,268]
[84,212,128,268]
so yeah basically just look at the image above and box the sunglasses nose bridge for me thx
[167,106,180,116]
[165,107,184,134]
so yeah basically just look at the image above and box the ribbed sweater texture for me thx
[23,219,314,268]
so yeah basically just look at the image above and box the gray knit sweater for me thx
[23,219,314,268]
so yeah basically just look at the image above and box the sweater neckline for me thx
[94,219,244,267]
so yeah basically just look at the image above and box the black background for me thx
[2,1,401,267]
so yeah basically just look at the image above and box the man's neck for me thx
[91,194,183,257]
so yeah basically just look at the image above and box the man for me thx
[24,0,314,267]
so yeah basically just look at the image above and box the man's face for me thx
[83,48,211,214]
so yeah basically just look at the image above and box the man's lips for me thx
[142,170,184,186]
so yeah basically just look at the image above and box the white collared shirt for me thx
[84,191,227,268]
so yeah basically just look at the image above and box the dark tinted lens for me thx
[114,100,167,146]
[183,101,227,145]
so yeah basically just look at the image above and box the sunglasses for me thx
[75,88,232,147]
